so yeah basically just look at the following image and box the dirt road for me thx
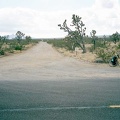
[0,42,119,81]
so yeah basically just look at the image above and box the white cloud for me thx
[0,7,68,38]
[84,0,120,35]
[93,0,117,9]
[0,0,120,38]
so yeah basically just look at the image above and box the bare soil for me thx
[0,42,119,81]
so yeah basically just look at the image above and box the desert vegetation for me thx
[0,31,39,56]
[48,14,120,63]
[47,35,120,63]
[58,14,86,53]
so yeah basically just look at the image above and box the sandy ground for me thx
[0,42,120,81]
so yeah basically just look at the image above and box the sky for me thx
[0,0,120,38]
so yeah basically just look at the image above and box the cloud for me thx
[94,0,114,9]
[0,7,68,38]
[0,0,120,38]
[84,0,120,35]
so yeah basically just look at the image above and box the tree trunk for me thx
[81,40,86,53]
[82,46,86,53]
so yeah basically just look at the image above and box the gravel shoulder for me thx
[0,42,119,81]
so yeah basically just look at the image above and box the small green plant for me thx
[14,44,23,50]
[0,50,5,55]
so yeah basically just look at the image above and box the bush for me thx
[95,41,108,48]
[88,45,94,53]
[14,45,23,50]
[96,48,115,63]
[88,40,110,53]
[47,39,74,51]
[116,42,120,50]
[47,39,64,48]
[0,50,5,55]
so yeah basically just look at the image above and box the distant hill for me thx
[97,35,110,38]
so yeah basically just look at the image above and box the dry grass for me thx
[56,42,120,63]
[56,48,96,63]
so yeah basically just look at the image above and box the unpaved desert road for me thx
[0,42,120,81]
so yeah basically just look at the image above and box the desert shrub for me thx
[116,42,120,50]
[47,39,74,51]
[95,41,107,48]
[88,45,94,53]
[0,50,5,55]
[47,39,64,48]
[14,44,23,50]
[64,41,75,51]
[96,48,115,63]
[8,40,25,51]
[88,40,110,53]
[0,43,5,55]
[84,37,92,44]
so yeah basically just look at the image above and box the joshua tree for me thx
[110,31,120,44]
[58,14,86,53]
[0,36,8,43]
[25,36,32,43]
[90,30,97,50]
[16,31,25,43]
[0,35,8,50]
[103,35,107,45]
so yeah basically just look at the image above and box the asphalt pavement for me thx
[0,78,120,120]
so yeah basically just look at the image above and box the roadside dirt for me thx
[56,47,97,63]
[0,42,119,81]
